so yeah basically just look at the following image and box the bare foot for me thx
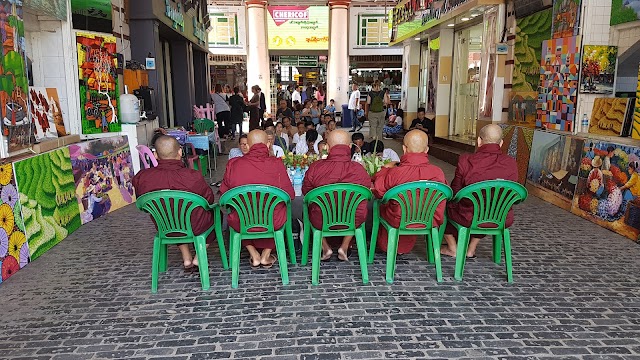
[337,248,349,261]
[261,254,277,269]
[440,246,457,258]
[250,257,261,269]
[321,249,333,261]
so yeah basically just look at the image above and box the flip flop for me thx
[321,250,333,262]
[337,248,350,262]
[183,264,195,272]
[249,259,261,270]
[466,255,477,259]
[262,254,277,269]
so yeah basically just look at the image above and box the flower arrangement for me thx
[357,141,392,177]
[281,152,319,169]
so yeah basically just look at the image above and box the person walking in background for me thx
[348,83,362,132]
[211,84,230,138]
[366,80,389,141]
[246,85,262,131]
[228,86,245,138]
[315,85,325,104]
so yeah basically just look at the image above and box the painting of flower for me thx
[0,203,14,235]
[0,228,7,258]
[1,255,19,281]
[0,164,12,186]
[8,231,25,260]
[1,183,18,208]
[0,161,28,284]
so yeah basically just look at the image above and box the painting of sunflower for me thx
[0,203,15,235]
[0,164,12,186]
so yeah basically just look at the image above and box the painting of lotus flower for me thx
[14,148,81,260]
[571,140,640,242]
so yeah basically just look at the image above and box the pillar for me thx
[435,29,454,138]
[246,0,271,114]
[327,0,350,108]
[170,41,196,127]
[401,39,421,129]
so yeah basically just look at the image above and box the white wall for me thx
[349,7,402,56]
[208,5,247,56]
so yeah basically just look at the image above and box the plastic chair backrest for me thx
[193,118,215,133]
[136,190,210,240]
[218,184,291,235]
[453,180,528,229]
[303,183,372,232]
[136,144,158,169]
[381,181,453,230]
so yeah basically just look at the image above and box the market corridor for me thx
[1,152,640,360]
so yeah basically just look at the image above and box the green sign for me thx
[165,0,185,32]
[70,0,110,20]
[279,56,318,67]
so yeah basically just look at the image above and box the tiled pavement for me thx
[1,133,640,359]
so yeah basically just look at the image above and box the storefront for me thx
[389,0,505,143]
[129,0,210,128]
[207,5,247,90]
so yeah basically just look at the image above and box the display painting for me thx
[0,1,32,153]
[527,130,584,207]
[76,32,120,135]
[498,125,534,185]
[509,92,538,126]
[69,136,135,225]
[551,0,582,39]
[28,87,67,141]
[581,45,618,94]
[14,148,81,260]
[588,98,633,137]
[513,8,553,92]
[611,0,640,26]
[572,140,640,241]
[0,163,28,283]
[536,36,581,132]
[632,65,640,140]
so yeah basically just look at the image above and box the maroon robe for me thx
[446,143,519,235]
[220,143,295,250]
[372,152,447,254]
[132,159,216,243]
[302,144,372,230]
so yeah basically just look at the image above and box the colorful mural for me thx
[581,45,618,95]
[0,163,28,283]
[14,148,81,260]
[572,141,640,241]
[551,0,582,39]
[633,66,640,140]
[611,0,640,26]
[76,32,120,135]
[588,98,633,137]
[509,92,538,126]
[0,1,32,152]
[513,8,553,92]
[527,130,584,205]
[69,136,135,225]
[536,36,581,132]
[499,125,534,185]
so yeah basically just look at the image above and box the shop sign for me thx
[165,0,185,32]
[279,55,319,67]
[193,17,207,45]
[267,6,329,50]
[280,56,299,66]
[392,0,471,27]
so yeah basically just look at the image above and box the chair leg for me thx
[285,210,296,265]
[274,230,289,285]
[159,244,168,272]
[151,237,161,293]
[214,210,228,270]
[430,227,443,282]
[368,216,379,264]
[454,227,470,281]
[301,217,311,266]
[195,237,210,291]
[355,227,369,285]
[385,228,400,284]
[231,231,242,289]
[426,233,434,264]
[503,230,513,283]
[493,233,503,264]
[311,230,323,286]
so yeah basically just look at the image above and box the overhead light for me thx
[471,13,480,18]
[414,37,421,40]
[447,23,455,27]
[461,17,470,21]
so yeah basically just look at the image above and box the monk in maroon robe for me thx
[220,130,295,268]
[442,124,518,258]
[372,130,447,254]
[133,135,215,270]
[302,130,371,261]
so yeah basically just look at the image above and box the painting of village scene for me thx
[551,0,582,39]
[571,141,640,241]
[527,130,584,209]
[69,136,135,224]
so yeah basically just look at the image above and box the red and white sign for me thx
[269,6,309,26]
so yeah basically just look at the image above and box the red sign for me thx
[268,6,310,26]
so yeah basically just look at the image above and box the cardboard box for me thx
[58,134,81,146]
[32,139,60,154]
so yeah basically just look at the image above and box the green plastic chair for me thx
[217,185,295,289]
[447,180,528,282]
[301,184,372,286]
[136,190,229,293]
[368,181,453,283]
[193,118,216,133]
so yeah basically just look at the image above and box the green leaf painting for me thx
[14,148,81,260]
[513,8,552,92]
[611,0,640,26]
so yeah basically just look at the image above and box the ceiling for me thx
[208,0,400,7]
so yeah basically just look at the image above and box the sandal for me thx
[321,249,333,262]
[249,258,261,270]
[261,254,277,269]
[183,263,195,272]
[337,248,350,262]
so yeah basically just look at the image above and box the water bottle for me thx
[293,167,303,197]
[288,167,294,184]
[581,114,589,132]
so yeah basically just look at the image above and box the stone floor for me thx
[1,126,640,359]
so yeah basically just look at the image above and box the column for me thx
[435,29,454,138]
[246,0,271,114]
[170,41,196,127]
[327,0,350,108]
[401,39,421,129]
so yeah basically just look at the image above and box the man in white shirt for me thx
[295,127,323,154]
[266,129,285,157]
[369,140,401,162]
[348,83,362,132]
[292,86,302,105]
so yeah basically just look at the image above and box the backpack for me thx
[370,91,385,113]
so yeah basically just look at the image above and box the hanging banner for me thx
[267,6,329,50]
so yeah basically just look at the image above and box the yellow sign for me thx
[267,6,329,50]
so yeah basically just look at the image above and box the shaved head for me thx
[326,129,351,148]
[478,124,503,145]
[403,130,429,153]
[154,136,182,160]
[247,130,268,148]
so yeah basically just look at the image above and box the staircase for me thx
[429,137,476,166]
